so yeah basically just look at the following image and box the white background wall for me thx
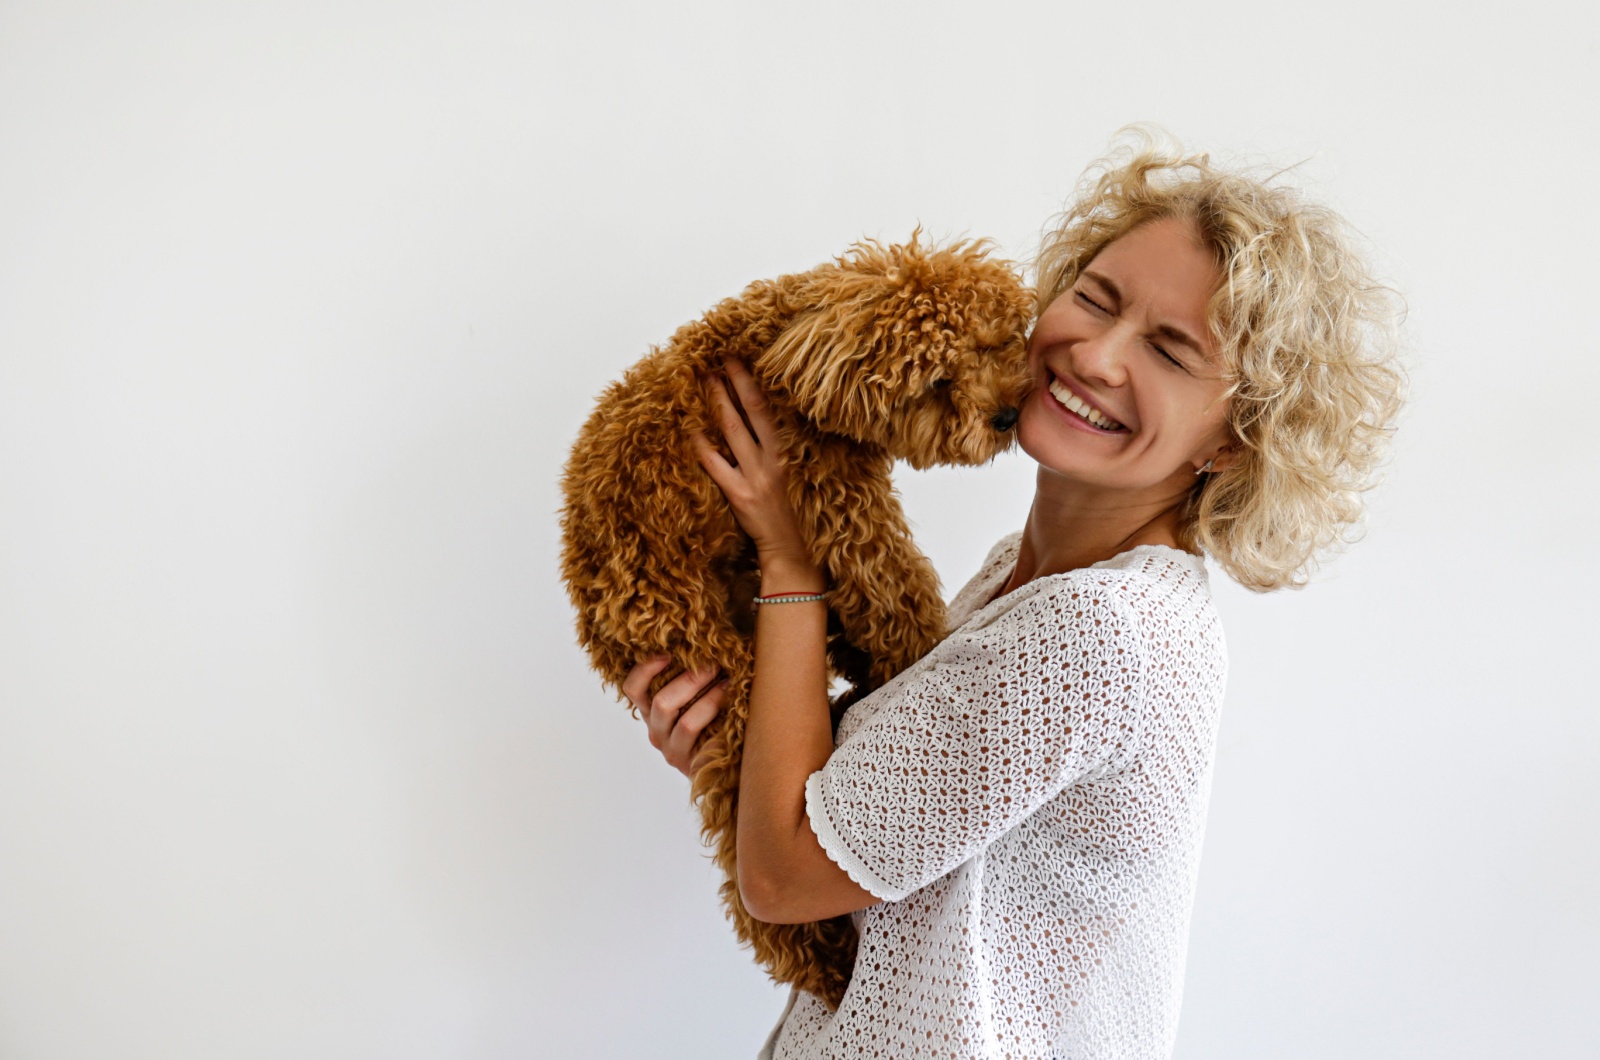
[2,2,1596,1057]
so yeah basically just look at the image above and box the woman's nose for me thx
[1072,325,1132,385]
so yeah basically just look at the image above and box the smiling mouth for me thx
[1047,375,1127,432]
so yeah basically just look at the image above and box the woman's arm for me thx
[692,361,878,925]
[680,363,1152,916]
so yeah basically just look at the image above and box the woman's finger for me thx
[723,360,778,451]
[705,373,764,473]
[621,655,672,712]
[666,680,727,775]
[645,666,721,750]
[691,431,741,496]
[690,429,731,473]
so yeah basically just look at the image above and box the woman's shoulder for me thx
[961,540,1218,644]
[1006,540,1209,601]
[1083,543,1213,602]
[943,531,1026,628]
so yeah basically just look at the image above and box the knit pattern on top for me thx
[762,533,1228,1060]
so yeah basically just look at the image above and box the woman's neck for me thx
[995,466,1192,598]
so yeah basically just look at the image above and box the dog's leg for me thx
[794,438,950,690]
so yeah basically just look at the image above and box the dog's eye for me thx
[931,378,952,391]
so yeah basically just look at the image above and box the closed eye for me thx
[1074,290,1109,314]
[1151,341,1184,369]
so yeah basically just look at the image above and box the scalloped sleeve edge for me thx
[804,770,910,903]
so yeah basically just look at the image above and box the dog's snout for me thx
[990,407,1020,432]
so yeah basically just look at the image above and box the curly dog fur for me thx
[559,235,1034,1008]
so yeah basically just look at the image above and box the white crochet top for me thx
[757,532,1228,1060]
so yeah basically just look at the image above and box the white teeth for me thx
[1048,378,1123,430]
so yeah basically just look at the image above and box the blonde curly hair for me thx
[1035,131,1407,591]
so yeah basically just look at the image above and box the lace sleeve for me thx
[805,571,1148,902]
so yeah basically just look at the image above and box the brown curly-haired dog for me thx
[559,235,1034,1008]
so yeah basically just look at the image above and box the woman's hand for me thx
[691,359,812,571]
[623,655,726,779]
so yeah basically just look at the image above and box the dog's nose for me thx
[990,407,1020,432]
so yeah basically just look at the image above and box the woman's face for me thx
[1018,216,1234,495]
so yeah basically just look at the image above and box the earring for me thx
[1195,459,1215,476]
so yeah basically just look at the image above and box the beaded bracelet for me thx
[752,591,828,607]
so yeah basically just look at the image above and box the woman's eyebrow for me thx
[1082,270,1120,302]
[1154,322,1206,357]
[1083,269,1209,358]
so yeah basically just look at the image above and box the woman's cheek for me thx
[1014,391,1076,470]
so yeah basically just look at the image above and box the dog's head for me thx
[758,235,1035,468]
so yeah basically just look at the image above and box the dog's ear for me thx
[757,237,941,440]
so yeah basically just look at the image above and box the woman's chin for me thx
[1018,405,1116,479]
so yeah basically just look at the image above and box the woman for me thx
[622,137,1404,1059]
